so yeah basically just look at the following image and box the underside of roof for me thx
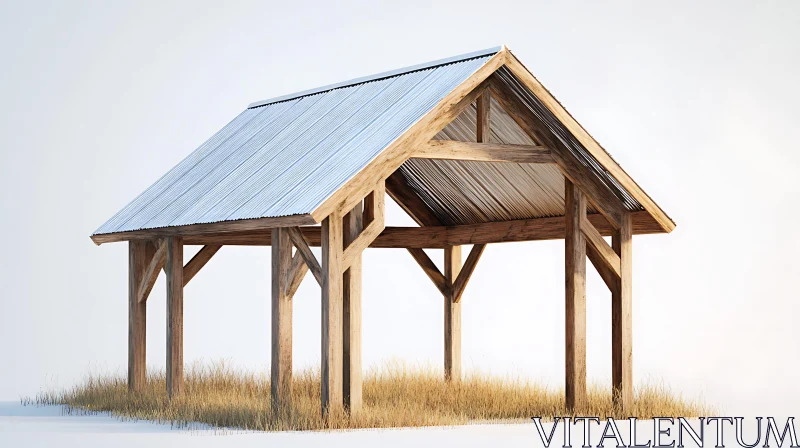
[93,46,672,238]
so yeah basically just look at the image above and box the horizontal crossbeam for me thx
[414,140,553,164]
[182,210,662,248]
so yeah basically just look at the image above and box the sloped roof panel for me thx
[94,51,496,235]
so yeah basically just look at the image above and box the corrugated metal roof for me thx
[94,50,498,236]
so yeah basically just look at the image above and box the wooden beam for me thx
[503,51,675,233]
[612,213,633,412]
[128,240,148,392]
[564,179,587,413]
[477,90,490,143]
[285,251,309,298]
[271,228,293,411]
[91,213,316,245]
[182,245,221,287]
[384,171,442,227]
[137,239,166,303]
[581,216,621,279]
[165,236,184,399]
[342,183,385,270]
[311,49,508,223]
[343,203,363,415]
[286,226,323,286]
[406,248,448,296]
[587,243,620,296]
[180,210,664,248]
[444,245,462,382]
[451,244,486,303]
[487,77,627,230]
[320,212,344,417]
[414,140,554,164]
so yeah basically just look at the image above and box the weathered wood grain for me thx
[128,240,148,392]
[165,236,184,399]
[406,248,448,296]
[451,244,486,303]
[343,203,363,415]
[182,245,221,287]
[444,245,462,382]
[137,238,166,303]
[564,180,587,413]
[286,226,322,286]
[414,140,553,164]
[271,228,293,411]
[320,213,344,417]
[612,213,633,412]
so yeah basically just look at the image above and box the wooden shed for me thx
[91,46,674,416]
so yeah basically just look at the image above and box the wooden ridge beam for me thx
[182,245,222,287]
[180,211,663,248]
[414,140,554,164]
[406,248,448,296]
[286,226,323,286]
[451,244,486,303]
[137,239,166,303]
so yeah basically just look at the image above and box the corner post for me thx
[128,240,148,392]
[321,212,344,417]
[444,245,462,382]
[271,228,293,411]
[565,179,587,412]
[343,201,364,414]
[165,236,184,398]
[612,213,633,411]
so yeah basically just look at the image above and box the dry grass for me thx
[28,361,712,431]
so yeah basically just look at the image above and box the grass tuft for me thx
[29,360,712,431]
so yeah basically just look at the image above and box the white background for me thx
[1,0,798,417]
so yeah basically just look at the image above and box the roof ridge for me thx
[247,46,502,109]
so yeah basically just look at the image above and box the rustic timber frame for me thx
[97,46,673,417]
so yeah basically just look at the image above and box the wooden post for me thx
[444,245,462,381]
[271,228,293,411]
[321,213,344,417]
[165,236,184,398]
[128,240,148,392]
[565,179,587,412]
[343,202,364,414]
[612,213,633,411]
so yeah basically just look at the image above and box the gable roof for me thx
[93,46,674,242]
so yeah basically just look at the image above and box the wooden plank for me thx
[343,203,363,414]
[406,248,448,296]
[587,243,620,296]
[443,245,462,382]
[385,171,442,226]
[342,183,385,270]
[180,210,663,248]
[320,213,344,417]
[581,216,621,279]
[182,245,222,287]
[451,244,486,303]
[414,140,554,163]
[477,90,490,143]
[91,214,316,245]
[165,236,184,399]
[137,239,166,303]
[487,78,626,230]
[286,226,323,286]
[564,180,587,412]
[128,240,148,392]
[311,50,509,223]
[503,51,675,233]
[285,251,309,298]
[612,213,633,412]
[271,228,293,411]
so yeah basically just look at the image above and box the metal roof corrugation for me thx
[93,53,494,235]
[395,96,598,226]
